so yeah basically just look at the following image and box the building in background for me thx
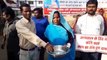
[18,0,43,10]
[6,0,43,16]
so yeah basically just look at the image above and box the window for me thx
[20,1,25,5]
[28,1,34,4]
[38,1,43,4]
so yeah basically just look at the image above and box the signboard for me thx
[43,0,107,15]
[76,34,107,54]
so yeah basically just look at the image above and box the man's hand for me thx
[45,43,54,52]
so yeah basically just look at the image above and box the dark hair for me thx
[53,11,60,18]
[2,7,15,19]
[86,0,98,7]
[0,0,7,9]
[98,8,104,12]
[33,7,43,16]
[20,3,30,11]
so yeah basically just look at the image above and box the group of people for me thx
[0,0,106,60]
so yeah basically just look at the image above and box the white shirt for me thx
[76,13,104,35]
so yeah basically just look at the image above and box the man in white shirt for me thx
[16,3,53,60]
[75,0,104,60]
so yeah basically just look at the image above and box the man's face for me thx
[33,10,42,19]
[2,12,9,21]
[98,9,104,16]
[86,4,97,15]
[21,6,31,20]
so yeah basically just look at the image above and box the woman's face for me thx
[53,13,60,25]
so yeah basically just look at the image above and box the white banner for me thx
[76,34,107,54]
[44,0,88,8]
[58,0,88,8]
[44,0,107,15]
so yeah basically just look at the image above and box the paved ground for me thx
[0,36,7,60]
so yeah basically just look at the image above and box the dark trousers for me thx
[39,47,45,60]
[75,51,101,60]
[7,50,19,60]
[98,53,101,60]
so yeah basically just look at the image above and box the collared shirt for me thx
[76,13,104,35]
[16,17,47,49]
